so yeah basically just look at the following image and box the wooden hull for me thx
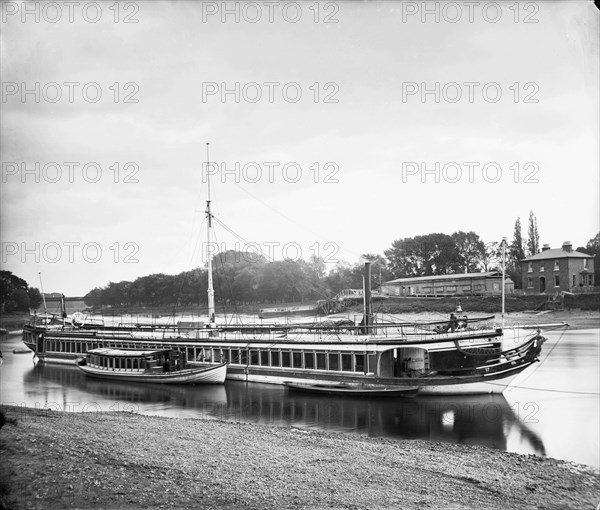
[258,306,319,319]
[285,382,418,397]
[77,362,227,384]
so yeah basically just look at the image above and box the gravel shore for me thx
[1,406,598,510]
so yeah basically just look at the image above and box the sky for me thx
[1,0,599,296]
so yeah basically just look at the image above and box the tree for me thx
[527,211,540,256]
[0,271,38,312]
[28,288,43,309]
[308,255,326,279]
[509,217,526,270]
[577,232,600,287]
[451,231,485,273]
[385,234,460,278]
[480,241,500,272]
[384,238,422,278]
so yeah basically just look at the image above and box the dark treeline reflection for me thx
[21,364,545,456]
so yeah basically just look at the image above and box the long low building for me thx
[380,271,514,297]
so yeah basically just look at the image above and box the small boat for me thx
[76,348,227,384]
[258,299,343,319]
[285,382,419,397]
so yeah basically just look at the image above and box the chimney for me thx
[542,244,551,252]
[562,241,572,253]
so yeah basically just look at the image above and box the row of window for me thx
[527,274,594,288]
[89,355,145,371]
[200,347,370,373]
[405,284,484,294]
[528,275,561,288]
[45,340,372,373]
[528,259,589,273]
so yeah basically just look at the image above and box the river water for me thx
[1,327,598,467]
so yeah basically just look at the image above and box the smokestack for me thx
[363,262,373,332]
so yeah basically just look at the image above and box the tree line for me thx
[61,212,600,308]
[0,271,43,313]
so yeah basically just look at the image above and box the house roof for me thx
[383,271,511,285]
[522,249,591,262]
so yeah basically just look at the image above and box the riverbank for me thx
[0,406,598,509]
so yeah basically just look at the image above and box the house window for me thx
[589,275,594,286]
[554,275,560,287]
[583,259,589,270]
[554,260,560,271]
[528,263,533,273]
[573,275,576,287]
[540,263,544,272]
[527,277,533,288]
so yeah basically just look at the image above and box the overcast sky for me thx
[1,0,598,295]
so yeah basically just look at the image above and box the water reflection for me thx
[17,362,545,456]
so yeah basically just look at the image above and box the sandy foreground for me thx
[0,406,598,510]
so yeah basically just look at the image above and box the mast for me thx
[205,142,215,325]
[38,272,47,316]
[501,237,507,331]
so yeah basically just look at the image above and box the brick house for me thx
[521,241,595,294]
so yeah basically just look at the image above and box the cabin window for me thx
[240,350,248,365]
[368,354,377,374]
[271,351,280,367]
[446,286,457,292]
[554,260,560,271]
[316,353,326,370]
[355,354,365,373]
[341,353,352,371]
[260,351,269,366]
[304,352,315,369]
[230,349,240,364]
[250,350,259,365]
[292,351,302,369]
[328,353,339,371]
[126,359,132,370]
[554,275,560,287]
[281,351,291,367]
[187,348,194,360]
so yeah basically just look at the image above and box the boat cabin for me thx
[84,348,187,373]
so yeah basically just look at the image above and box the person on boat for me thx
[448,313,459,332]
